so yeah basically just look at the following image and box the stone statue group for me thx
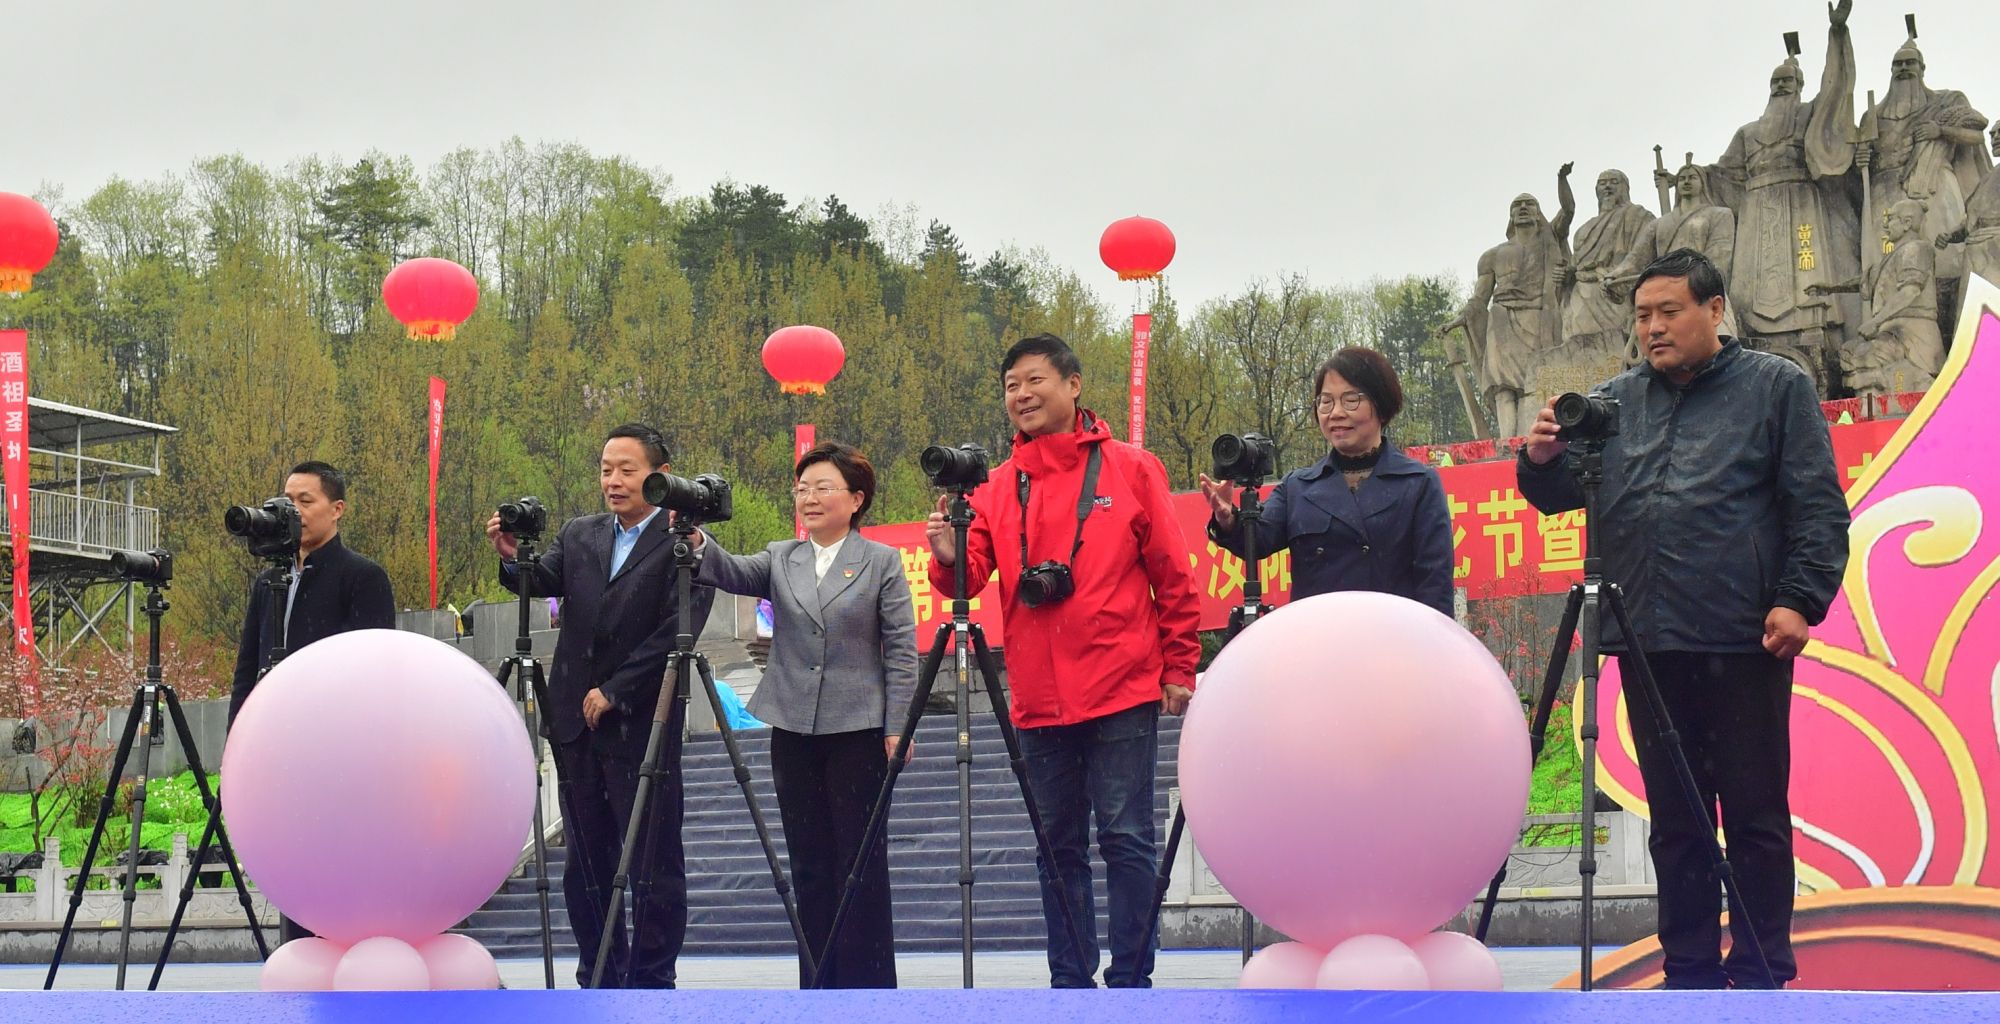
[1443,1,2000,438]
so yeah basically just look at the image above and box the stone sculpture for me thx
[1441,171,1574,440]
[1813,198,1946,396]
[1609,158,1742,342]
[1560,170,1655,367]
[1937,121,2000,290]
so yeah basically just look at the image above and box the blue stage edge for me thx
[7,989,2000,1024]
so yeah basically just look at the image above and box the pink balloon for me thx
[222,630,537,945]
[1238,942,1327,988]
[1179,593,1529,949]
[1316,934,1429,990]
[259,937,345,991]
[1410,930,1505,991]
[334,936,431,991]
[418,933,501,990]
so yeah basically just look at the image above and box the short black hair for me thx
[606,423,671,468]
[1313,348,1405,426]
[1001,333,1083,380]
[288,461,346,502]
[795,441,877,523]
[1634,248,1727,307]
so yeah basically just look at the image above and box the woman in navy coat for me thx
[1201,347,1457,616]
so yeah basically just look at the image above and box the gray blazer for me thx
[696,532,919,735]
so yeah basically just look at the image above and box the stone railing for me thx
[0,834,277,927]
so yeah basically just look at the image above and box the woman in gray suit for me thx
[692,441,917,988]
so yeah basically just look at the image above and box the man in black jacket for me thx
[1517,249,1850,989]
[487,424,715,989]
[229,461,396,726]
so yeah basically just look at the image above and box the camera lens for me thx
[1552,392,1619,441]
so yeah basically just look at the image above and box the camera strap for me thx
[1017,443,1102,568]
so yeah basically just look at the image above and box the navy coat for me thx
[1210,448,1457,617]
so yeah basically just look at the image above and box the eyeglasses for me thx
[1314,391,1369,411]
[792,484,851,500]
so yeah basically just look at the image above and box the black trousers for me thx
[770,726,897,989]
[554,735,687,989]
[1621,650,1796,989]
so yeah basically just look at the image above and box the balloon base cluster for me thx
[1241,933,1502,991]
[261,934,499,991]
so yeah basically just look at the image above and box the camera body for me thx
[225,496,302,562]
[497,496,548,539]
[1553,391,1621,444]
[1212,432,1277,486]
[1018,560,1075,608]
[111,548,174,584]
[644,471,733,525]
[922,443,990,491]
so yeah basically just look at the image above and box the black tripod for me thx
[812,487,1090,989]
[492,531,562,988]
[43,555,266,990]
[1143,481,1270,968]
[588,518,810,988]
[1470,442,1775,990]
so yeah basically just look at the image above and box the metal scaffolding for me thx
[0,396,176,664]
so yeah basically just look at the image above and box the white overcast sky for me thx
[7,1,1997,307]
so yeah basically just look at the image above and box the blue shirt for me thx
[609,507,662,579]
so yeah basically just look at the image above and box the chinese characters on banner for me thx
[0,331,31,708]
[794,424,815,541]
[427,376,445,609]
[1129,313,1151,447]
[863,417,1897,653]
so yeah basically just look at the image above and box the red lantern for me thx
[1099,216,1176,281]
[0,193,60,295]
[761,326,845,394]
[382,257,479,341]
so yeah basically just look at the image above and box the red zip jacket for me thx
[930,412,1202,728]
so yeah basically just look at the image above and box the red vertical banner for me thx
[427,376,445,610]
[794,423,815,540]
[1129,313,1151,446]
[0,330,32,710]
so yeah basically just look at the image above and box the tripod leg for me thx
[695,655,815,980]
[1476,584,1585,943]
[1575,582,1605,990]
[162,690,266,957]
[515,659,557,989]
[1603,587,1777,990]
[45,688,146,990]
[968,626,1094,985]
[1140,805,1185,963]
[115,690,162,989]
[149,811,219,990]
[590,662,689,989]
[813,622,949,989]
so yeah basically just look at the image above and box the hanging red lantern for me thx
[1099,216,1176,281]
[761,325,845,394]
[382,257,479,340]
[0,193,60,295]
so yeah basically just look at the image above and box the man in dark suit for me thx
[229,461,396,727]
[487,424,716,989]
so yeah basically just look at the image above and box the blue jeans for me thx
[1017,700,1159,988]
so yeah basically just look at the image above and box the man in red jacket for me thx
[927,333,1201,988]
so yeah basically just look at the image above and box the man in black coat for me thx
[229,461,396,726]
[488,424,715,989]
[1518,249,1850,989]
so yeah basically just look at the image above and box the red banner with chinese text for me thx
[426,376,445,609]
[1,330,32,708]
[865,418,1899,651]
[1129,313,1151,446]
[794,424,815,540]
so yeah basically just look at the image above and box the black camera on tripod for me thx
[1212,432,1277,486]
[224,496,302,562]
[644,471,733,525]
[111,548,173,585]
[921,443,990,491]
[497,496,548,539]
[1553,391,1621,444]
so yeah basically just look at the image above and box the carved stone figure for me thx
[1609,158,1741,342]
[1708,6,1860,394]
[1859,26,1992,297]
[1560,170,1655,365]
[1444,177,1574,439]
[1815,199,1945,396]
[1938,121,2000,289]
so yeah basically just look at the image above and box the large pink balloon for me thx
[1316,934,1429,990]
[1179,592,1529,950]
[1410,930,1504,990]
[1238,941,1327,988]
[222,629,536,945]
